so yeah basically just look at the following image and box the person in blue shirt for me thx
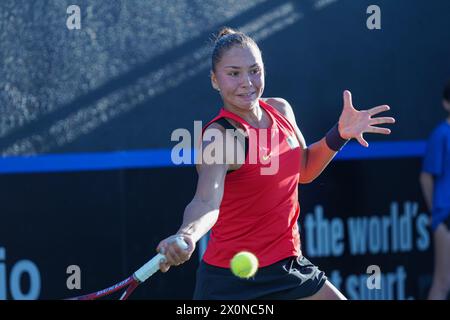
[420,80,450,300]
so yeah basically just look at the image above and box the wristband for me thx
[325,123,349,151]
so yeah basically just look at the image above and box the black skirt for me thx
[193,256,327,300]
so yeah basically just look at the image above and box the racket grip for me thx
[134,237,188,282]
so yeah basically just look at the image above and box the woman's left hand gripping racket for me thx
[67,237,188,300]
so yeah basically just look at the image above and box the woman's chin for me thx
[235,98,259,110]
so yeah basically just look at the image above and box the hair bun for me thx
[217,27,236,40]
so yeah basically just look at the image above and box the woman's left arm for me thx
[265,90,395,183]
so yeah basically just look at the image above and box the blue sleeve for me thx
[422,128,444,176]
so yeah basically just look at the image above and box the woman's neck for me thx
[224,101,268,128]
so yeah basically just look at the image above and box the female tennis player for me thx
[156,27,395,300]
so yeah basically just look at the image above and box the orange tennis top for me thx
[201,99,302,268]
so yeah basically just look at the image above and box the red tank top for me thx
[202,100,302,267]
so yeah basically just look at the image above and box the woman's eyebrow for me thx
[224,64,259,69]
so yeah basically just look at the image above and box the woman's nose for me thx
[240,73,253,87]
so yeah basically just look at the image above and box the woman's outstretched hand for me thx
[338,90,396,147]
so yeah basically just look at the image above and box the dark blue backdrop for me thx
[0,0,448,300]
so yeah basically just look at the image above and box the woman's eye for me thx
[250,69,260,74]
[229,72,239,77]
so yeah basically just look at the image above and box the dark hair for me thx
[444,80,450,102]
[211,27,261,72]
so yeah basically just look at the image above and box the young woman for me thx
[420,80,450,300]
[156,27,395,300]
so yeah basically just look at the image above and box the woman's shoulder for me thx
[204,117,246,138]
[262,97,291,114]
[261,97,296,123]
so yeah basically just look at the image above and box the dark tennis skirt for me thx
[193,256,327,300]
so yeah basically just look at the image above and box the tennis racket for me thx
[67,237,188,300]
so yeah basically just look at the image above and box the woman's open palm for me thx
[338,90,396,147]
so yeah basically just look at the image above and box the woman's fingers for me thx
[342,90,353,110]
[159,249,184,272]
[369,117,396,125]
[357,134,369,148]
[162,238,191,266]
[368,105,390,116]
[157,235,191,272]
[355,124,391,149]
[159,261,171,273]
[165,249,183,265]
[367,126,392,135]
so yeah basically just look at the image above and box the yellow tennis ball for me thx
[230,251,259,279]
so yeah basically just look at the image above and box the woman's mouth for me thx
[237,92,256,100]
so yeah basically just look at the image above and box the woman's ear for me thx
[210,71,220,91]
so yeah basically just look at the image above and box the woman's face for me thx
[211,45,265,111]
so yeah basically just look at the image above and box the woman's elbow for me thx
[298,174,315,184]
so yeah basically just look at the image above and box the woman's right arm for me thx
[177,160,228,243]
[157,124,230,272]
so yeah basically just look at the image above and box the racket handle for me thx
[134,237,188,282]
